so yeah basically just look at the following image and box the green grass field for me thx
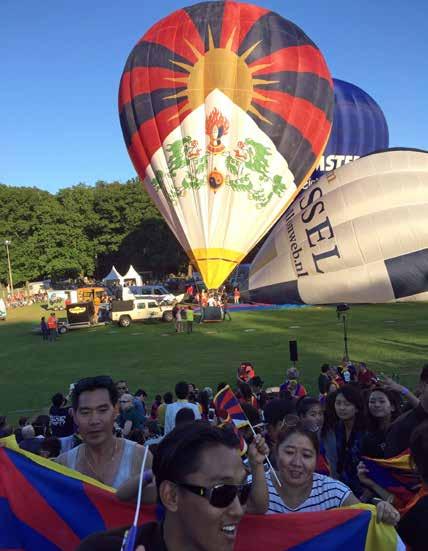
[1,302,427,424]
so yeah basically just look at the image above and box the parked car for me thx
[129,285,183,304]
[111,298,174,327]
[0,298,7,320]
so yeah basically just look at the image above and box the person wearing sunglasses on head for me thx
[78,420,269,551]
[248,421,401,528]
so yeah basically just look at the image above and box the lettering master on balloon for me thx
[287,172,340,278]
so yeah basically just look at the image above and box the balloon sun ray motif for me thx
[119,1,333,290]
[164,27,278,125]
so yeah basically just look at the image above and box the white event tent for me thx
[102,266,124,286]
[123,265,143,286]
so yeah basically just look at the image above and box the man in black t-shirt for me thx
[49,393,74,438]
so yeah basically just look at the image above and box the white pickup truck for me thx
[111,298,174,327]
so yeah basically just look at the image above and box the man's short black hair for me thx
[153,421,239,495]
[175,407,196,427]
[163,391,173,404]
[321,363,330,373]
[135,389,147,398]
[263,398,295,426]
[51,393,65,408]
[175,381,189,400]
[71,375,118,410]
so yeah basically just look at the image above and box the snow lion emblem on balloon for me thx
[150,106,289,208]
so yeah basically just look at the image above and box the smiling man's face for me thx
[170,444,247,551]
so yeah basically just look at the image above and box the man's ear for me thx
[159,480,179,512]
[71,409,78,425]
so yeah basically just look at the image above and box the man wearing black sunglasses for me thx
[79,421,268,550]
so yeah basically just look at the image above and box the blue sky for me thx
[1,0,427,192]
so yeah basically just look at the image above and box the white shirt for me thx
[164,400,201,435]
[263,472,351,514]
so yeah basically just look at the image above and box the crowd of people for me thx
[4,290,48,308]
[1,359,427,550]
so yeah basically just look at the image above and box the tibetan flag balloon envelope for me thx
[119,1,334,289]
[249,148,428,304]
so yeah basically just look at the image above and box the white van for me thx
[0,298,7,320]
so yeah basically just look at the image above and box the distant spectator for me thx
[318,364,331,396]
[134,389,148,417]
[118,393,146,437]
[14,416,29,443]
[33,415,51,438]
[40,316,49,341]
[237,362,255,383]
[150,394,162,420]
[164,381,201,435]
[186,306,194,333]
[385,365,428,457]
[357,362,377,389]
[280,368,307,399]
[157,392,173,431]
[233,286,240,304]
[249,376,267,410]
[49,393,74,438]
[19,425,43,454]
[47,312,58,342]
[39,437,61,459]
[115,380,128,397]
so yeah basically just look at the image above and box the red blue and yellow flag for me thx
[237,506,404,550]
[0,437,404,551]
[213,384,249,428]
[363,452,420,510]
[0,437,138,551]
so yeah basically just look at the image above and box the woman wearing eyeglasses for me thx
[248,423,400,527]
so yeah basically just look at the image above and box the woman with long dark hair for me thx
[357,387,401,503]
[334,385,367,497]
[361,387,401,458]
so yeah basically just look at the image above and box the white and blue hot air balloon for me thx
[311,78,389,179]
[249,149,428,304]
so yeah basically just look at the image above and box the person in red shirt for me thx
[357,362,378,389]
[237,362,255,384]
[233,287,240,304]
[47,312,58,342]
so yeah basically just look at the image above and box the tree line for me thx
[0,179,187,286]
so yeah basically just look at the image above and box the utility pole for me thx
[4,240,13,296]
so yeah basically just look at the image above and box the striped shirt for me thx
[265,472,351,514]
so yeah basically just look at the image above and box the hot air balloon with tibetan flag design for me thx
[119,1,334,289]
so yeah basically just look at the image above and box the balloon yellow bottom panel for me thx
[190,248,245,290]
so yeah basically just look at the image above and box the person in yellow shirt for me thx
[186,306,194,333]
[157,392,173,432]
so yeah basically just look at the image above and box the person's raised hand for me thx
[357,460,374,488]
[248,433,269,466]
